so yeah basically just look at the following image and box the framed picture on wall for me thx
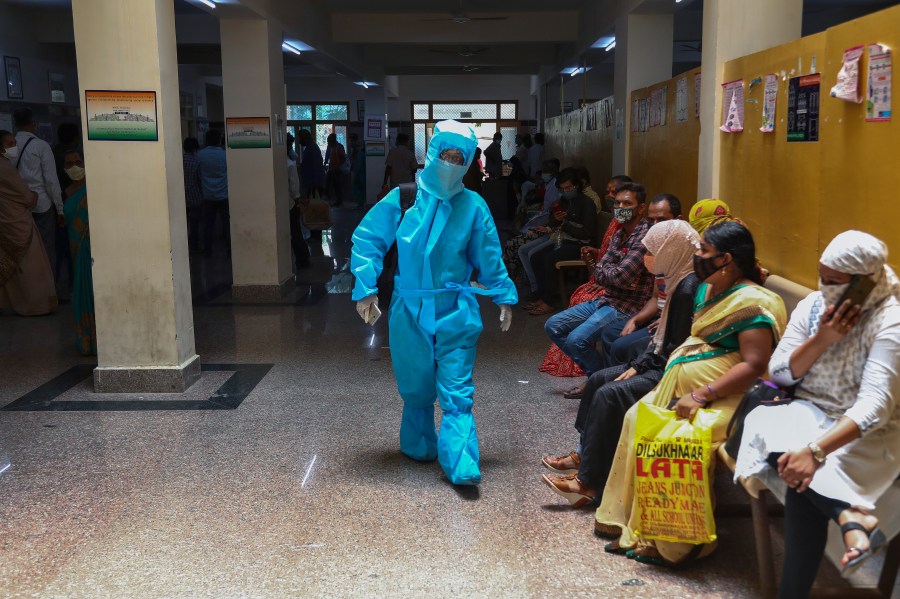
[4,56,23,100]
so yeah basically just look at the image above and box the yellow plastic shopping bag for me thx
[632,402,718,545]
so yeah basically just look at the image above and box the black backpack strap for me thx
[398,182,417,218]
[15,136,35,170]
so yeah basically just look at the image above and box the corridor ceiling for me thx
[198,0,899,85]
[5,0,899,86]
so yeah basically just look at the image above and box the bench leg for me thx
[750,489,778,599]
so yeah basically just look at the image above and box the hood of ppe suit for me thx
[418,120,478,200]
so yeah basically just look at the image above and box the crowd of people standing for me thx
[0,108,95,355]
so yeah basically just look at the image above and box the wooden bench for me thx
[719,274,900,598]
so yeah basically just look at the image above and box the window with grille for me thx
[409,101,519,166]
[286,101,350,155]
[287,104,313,121]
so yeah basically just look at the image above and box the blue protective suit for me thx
[350,121,518,485]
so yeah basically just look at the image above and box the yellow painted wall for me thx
[720,5,900,288]
[544,97,615,191]
[628,67,702,213]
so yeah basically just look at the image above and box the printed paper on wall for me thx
[867,44,892,122]
[720,80,744,133]
[760,74,778,133]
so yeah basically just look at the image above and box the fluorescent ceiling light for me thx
[282,42,301,55]
[195,0,216,8]
[560,67,591,77]
[605,40,616,52]
[591,36,615,50]
[354,81,378,88]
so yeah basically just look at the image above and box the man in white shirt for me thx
[382,133,418,190]
[287,137,309,269]
[13,108,64,283]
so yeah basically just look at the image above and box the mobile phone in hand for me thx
[835,274,877,309]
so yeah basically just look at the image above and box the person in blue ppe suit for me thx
[351,120,518,486]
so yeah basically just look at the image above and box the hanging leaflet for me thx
[694,72,702,117]
[830,45,864,103]
[720,79,744,133]
[866,44,892,122]
[787,73,821,142]
[676,77,689,123]
[760,74,778,133]
[639,99,649,132]
[649,88,666,127]
[658,86,669,126]
[631,100,640,133]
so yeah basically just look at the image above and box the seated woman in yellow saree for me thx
[595,221,787,567]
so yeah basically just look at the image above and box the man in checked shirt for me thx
[544,182,655,399]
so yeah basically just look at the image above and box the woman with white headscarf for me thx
[735,230,900,598]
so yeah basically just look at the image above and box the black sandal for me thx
[841,522,887,577]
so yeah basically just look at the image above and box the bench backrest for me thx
[763,274,813,316]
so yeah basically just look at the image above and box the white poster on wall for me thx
[364,116,385,141]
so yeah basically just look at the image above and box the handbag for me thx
[302,189,332,231]
[723,378,794,459]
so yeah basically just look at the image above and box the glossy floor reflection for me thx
[0,219,893,597]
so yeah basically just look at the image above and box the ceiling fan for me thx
[428,46,489,58]
[462,65,483,72]
[424,1,509,24]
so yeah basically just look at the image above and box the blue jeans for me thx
[517,235,552,292]
[598,320,654,370]
[544,300,630,376]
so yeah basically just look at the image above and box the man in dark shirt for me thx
[526,167,597,314]
[297,129,325,198]
[543,182,654,397]
[483,132,503,179]
[182,137,203,253]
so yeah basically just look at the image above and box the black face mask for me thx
[693,253,725,280]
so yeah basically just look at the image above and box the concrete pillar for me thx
[697,0,803,198]
[71,0,199,392]
[612,14,674,175]
[220,18,293,300]
[363,88,387,206]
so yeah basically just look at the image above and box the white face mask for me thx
[65,165,85,181]
[818,280,849,308]
[2,145,18,161]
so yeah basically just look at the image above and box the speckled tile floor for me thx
[0,245,894,598]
